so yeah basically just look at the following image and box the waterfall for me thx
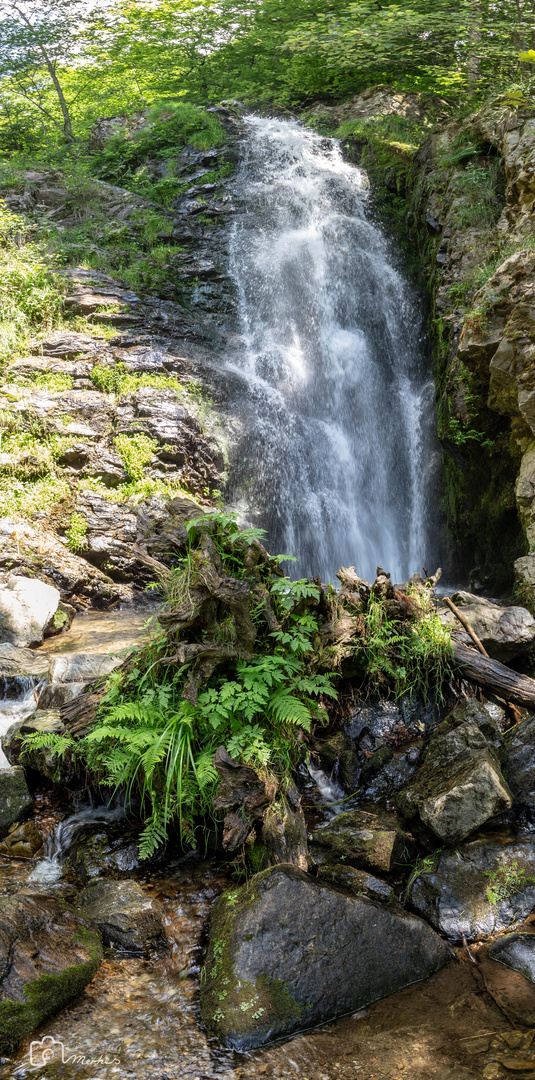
[226,116,438,583]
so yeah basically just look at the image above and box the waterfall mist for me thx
[225,115,439,583]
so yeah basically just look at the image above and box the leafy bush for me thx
[352,589,454,700]
[91,103,226,187]
[0,204,64,366]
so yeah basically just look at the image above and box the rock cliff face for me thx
[408,101,535,598]
[0,110,243,608]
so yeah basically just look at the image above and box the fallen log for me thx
[454,642,535,708]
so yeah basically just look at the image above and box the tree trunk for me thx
[454,642,535,708]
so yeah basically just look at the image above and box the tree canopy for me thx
[0,0,533,151]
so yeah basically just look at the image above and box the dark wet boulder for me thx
[308,807,417,874]
[315,863,399,905]
[409,838,535,941]
[504,714,535,824]
[396,698,511,843]
[66,824,142,882]
[200,864,451,1050]
[77,879,165,953]
[0,767,33,837]
[0,819,44,858]
[0,891,102,1056]
[489,931,535,983]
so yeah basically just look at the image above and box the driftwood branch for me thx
[454,642,535,708]
[444,596,489,657]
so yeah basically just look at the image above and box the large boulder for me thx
[504,714,535,824]
[440,591,535,662]
[0,766,33,837]
[0,642,49,685]
[409,838,535,941]
[308,807,417,874]
[77,879,165,953]
[0,576,60,647]
[396,699,512,843]
[200,864,451,1050]
[0,892,102,1056]
[2,711,73,785]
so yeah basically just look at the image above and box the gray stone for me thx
[316,863,397,904]
[489,932,535,983]
[0,642,49,682]
[48,652,123,684]
[504,713,535,823]
[308,807,417,873]
[409,838,535,941]
[440,591,535,662]
[2,711,73,784]
[0,766,33,836]
[396,698,511,843]
[77,879,165,952]
[67,826,142,882]
[200,864,451,1050]
[0,892,102,1056]
[0,575,60,647]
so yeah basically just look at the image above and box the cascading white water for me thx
[226,116,438,583]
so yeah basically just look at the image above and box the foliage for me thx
[485,861,535,905]
[114,433,159,481]
[0,203,64,367]
[31,512,337,859]
[92,363,183,398]
[352,589,454,700]
[66,511,88,552]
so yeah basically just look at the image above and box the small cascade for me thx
[0,677,44,769]
[307,762,349,822]
[29,803,126,885]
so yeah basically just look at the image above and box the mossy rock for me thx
[0,892,103,1057]
[200,864,451,1050]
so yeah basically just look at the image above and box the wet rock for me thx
[200,864,451,1050]
[67,825,142,882]
[504,714,535,823]
[409,838,535,941]
[308,807,417,874]
[316,863,398,904]
[0,517,125,606]
[43,601,76,639]
[440,591,535,662]
[0,819,44,858]
[0,766,33,836]
[0,642,49,685]
[359,746,419,804]
[0,575,60,647]
[489,931,535,983]
[3,711,73,784]
[0,891,102,1056]
[396,698,511,843]
[77,879,165,953]
[478,945,535,1027]
[312,731,360,793]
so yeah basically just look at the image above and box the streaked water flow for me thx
[227,115,438,582]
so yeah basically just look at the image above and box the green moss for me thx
[0,926,102,1056]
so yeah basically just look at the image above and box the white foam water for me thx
[226,115,439,582]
